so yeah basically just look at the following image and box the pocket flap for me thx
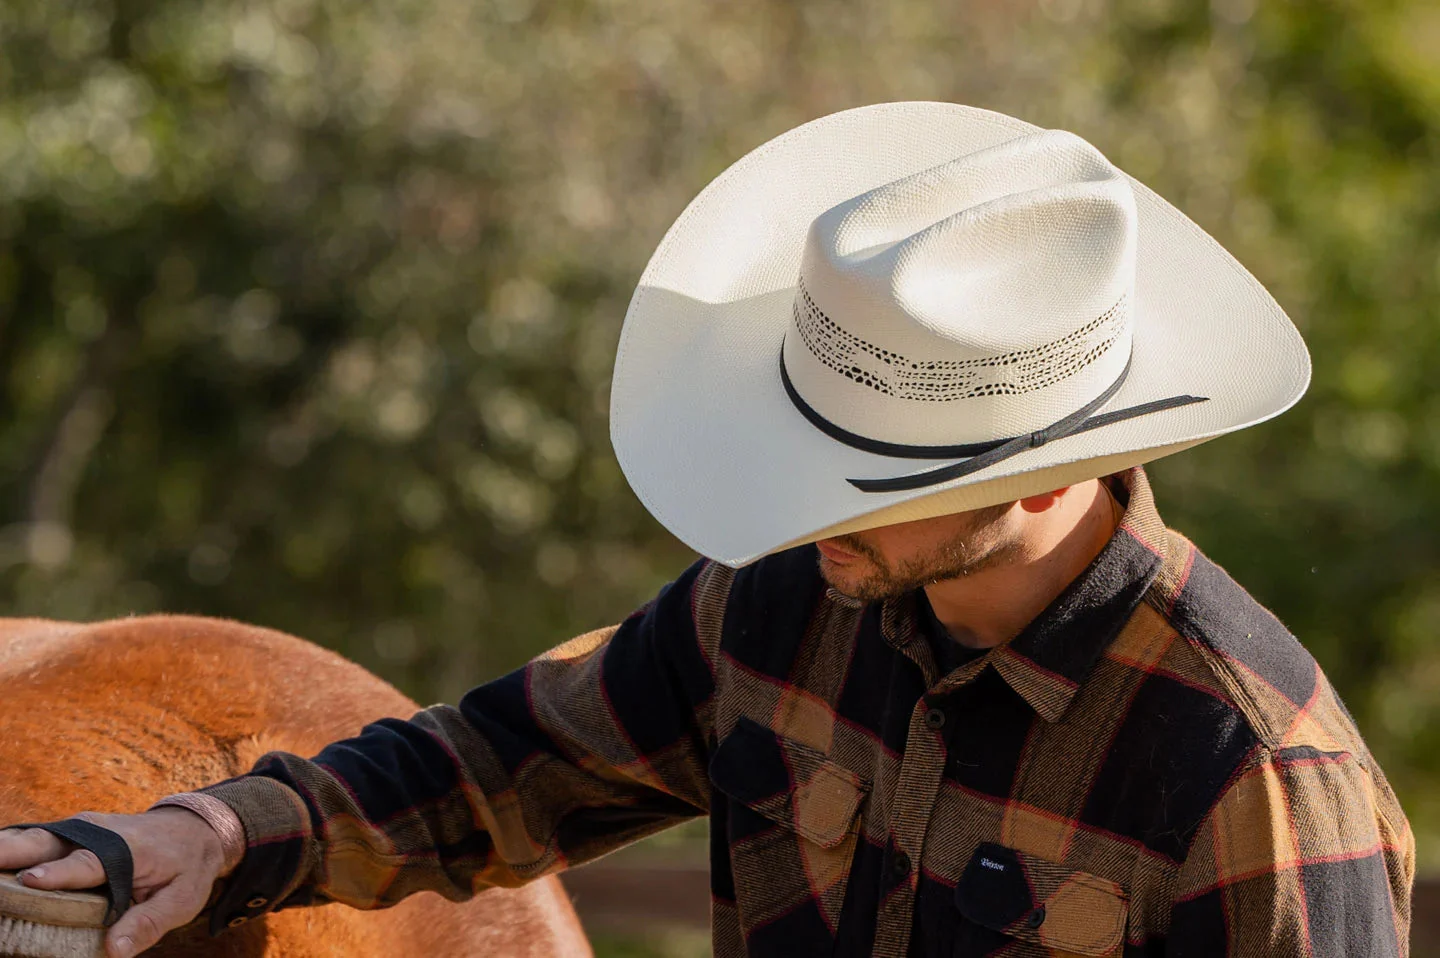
[955,843,1128,956]
[708,715,867,848]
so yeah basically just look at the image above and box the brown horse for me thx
[0,615,592,957]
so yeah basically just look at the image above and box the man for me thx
[0,104,1413,956]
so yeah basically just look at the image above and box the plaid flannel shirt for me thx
[197,468,1414,956]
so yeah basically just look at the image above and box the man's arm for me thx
[1167,744,1414,956]
[194,558,732,929]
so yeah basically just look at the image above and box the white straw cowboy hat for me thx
[611,102,1309,567]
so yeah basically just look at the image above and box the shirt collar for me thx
[881,467,1170,722]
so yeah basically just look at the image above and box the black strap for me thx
[10,819,134,926]
[779,349,1209,493]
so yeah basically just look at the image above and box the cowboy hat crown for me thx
[785,130,1138,451]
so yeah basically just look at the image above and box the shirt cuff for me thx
[148,792,246,875]
[192,776,318,936]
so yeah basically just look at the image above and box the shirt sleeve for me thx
[1167,743,1414,957]
[194,557,734,936]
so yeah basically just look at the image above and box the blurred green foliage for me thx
[0,0,1437,891]
[590,931,709,958]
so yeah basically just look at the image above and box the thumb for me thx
[105,879,204,958]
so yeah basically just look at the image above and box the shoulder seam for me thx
[1158,605,1285,750]
[1142,546,1285,750]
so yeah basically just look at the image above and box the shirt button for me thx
[246,897,268,909]
[228,916,249,928]
[924,708,946,730]
[1025,905,1046,929]
[891,850,911,881]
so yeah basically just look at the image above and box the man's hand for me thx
[0,808,229,958]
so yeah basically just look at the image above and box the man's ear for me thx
[1016,486,1072,514]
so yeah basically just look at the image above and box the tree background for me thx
[2,0,1437,953]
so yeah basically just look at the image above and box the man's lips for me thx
[816,540,861,564]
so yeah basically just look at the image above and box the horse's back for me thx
[0,615,590,957]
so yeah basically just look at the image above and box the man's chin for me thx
[818,557,893,602]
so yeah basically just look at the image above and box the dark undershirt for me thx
[916,589,986,679]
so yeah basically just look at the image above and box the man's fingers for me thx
[16,846,106,891]
[106,881,202,958]
[0,827,70,871]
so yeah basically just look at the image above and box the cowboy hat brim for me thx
[610,102,1309,567]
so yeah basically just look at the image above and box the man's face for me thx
[815,501,1019,602]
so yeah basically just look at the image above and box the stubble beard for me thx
[817,505,1019,602]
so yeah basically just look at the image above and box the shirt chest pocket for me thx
[954,843,1129,957]
[709,716,869,941]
